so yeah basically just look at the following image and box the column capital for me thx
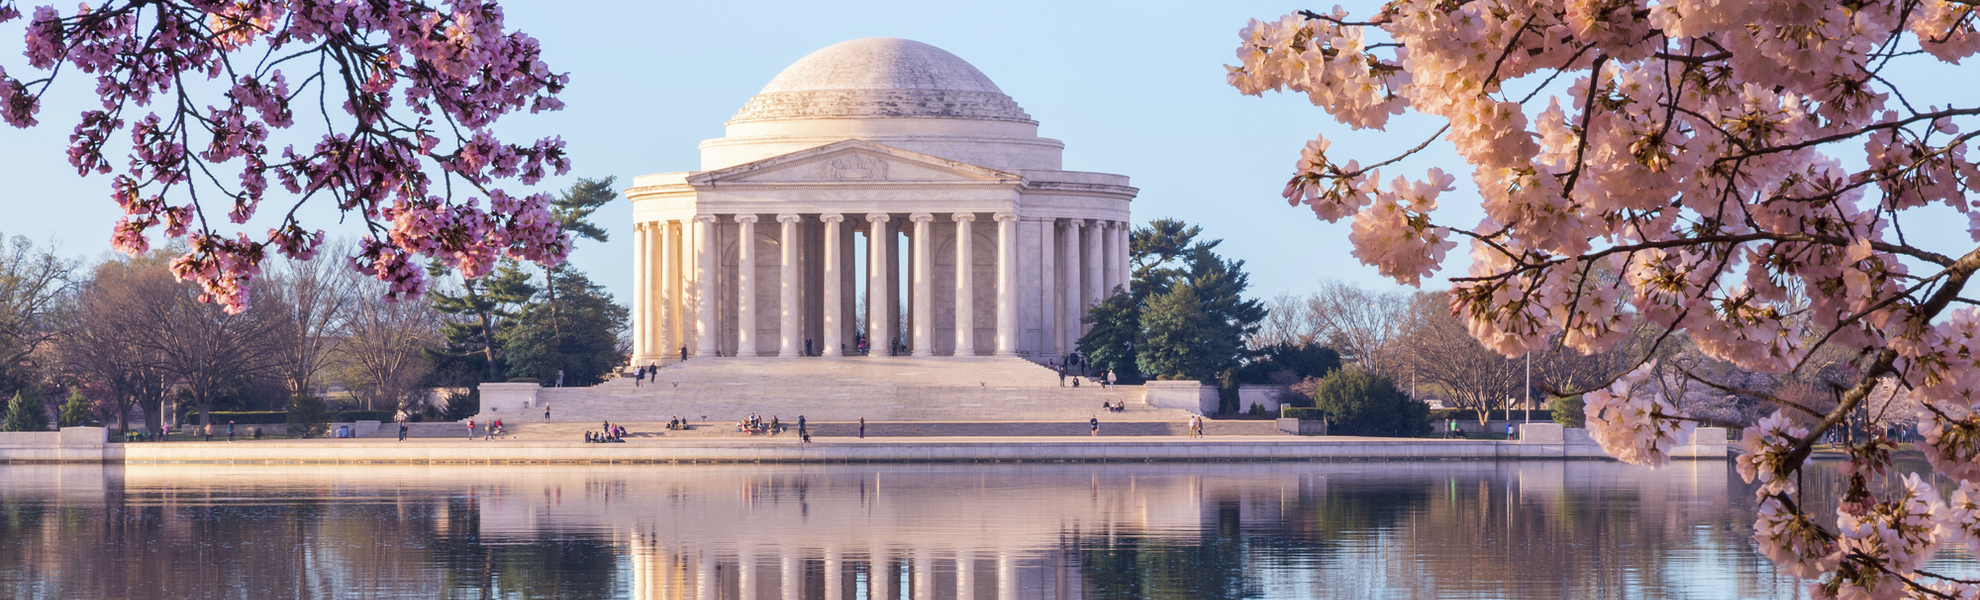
[776,213,803,224]
[819,212,845,224]
[994,212,1019,223]
[733,214,758,224]
[952,212,976,223]
[692,214,718,224]
[909,212,934,223]
[866,212,891,223]
[634,222,648,232]
[1064,218,1084,229]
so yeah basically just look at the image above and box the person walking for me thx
[858,417,866,439]
[797,415,808,443]
[227,421,235,443]
[1058,366,1066,387]
[634,365,644,387]
[1089,415,1099,437]
[806,337,814,356]
[467,419,476,440]
[1106,369,1116,390]
[203,422,212,442]
[680,345,688,362]
[543,405,551,420]
[398,420,408,442]
[555,369,565,388]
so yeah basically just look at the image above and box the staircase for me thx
[486,356,1190,424]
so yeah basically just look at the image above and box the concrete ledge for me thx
[79,436,1730,464]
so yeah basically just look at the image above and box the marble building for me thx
[625,38,1134,362]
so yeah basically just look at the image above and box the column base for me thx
[994,351,1018,357]
[910,350,934,357]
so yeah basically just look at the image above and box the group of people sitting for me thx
[738,413,783,436]
[586,421,627,443]
[665,417,691,430]
[1101,400,1126,413]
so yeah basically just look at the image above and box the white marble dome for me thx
[704,38,1063,172]
[731,38,1033,124]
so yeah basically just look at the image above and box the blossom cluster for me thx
[1234,1,1980,594]
[0,0,571,312]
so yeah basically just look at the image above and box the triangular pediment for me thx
[686,140,1023,186]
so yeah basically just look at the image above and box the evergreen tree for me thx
[285,394,330,439]
[1077,218,1266,386]
[501,268,629,387]
[426,262,535,383]
[2,389,46,432]
[60,389,92,427]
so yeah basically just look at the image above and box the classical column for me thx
[1102,221,1121,296]
[693,216,718,357]
[997,550,1016,600]
[661,221,681,359]
[1061,219,1083,354]
[735,214,759,357]
[782,546,800,600]
[871,544,892,600]
[632,222,648,360]
[1083,218,1103,327]
[824,544,844,600]
[867,213,891,357]
[1041,219,1058,356]
[952,213,976,356]
[696,548,715,600]
[913,546,933,600]
[778,214,803,358]
[909,213,934,357]
[739,547,756,600]
[821,214,844,357]
[1116,221,1131,295]
[994,213,1019,356]
[649,222,668,362]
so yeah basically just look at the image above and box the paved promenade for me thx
[0,435,1725,465]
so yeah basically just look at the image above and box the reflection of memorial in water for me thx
[0,460,1829,599]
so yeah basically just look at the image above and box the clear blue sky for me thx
[5,1,1969,307]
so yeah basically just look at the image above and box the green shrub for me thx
[1547,395,1586,428]
[1428,409,1556,422]
[1309,370,1430,437]
[506,377,543,384]
[285,395,330,439]
[441,388,479,421]
[1281,407,1326,421]
[208,411,288,425]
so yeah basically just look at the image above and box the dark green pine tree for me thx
[1078,218,1265,386]
[501,268,629,387]
[427,261,537,383]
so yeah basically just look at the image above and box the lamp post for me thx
[1524,351,1531,423]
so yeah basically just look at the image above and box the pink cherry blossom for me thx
[0,0,571,313]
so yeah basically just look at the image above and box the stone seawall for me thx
[1,424,1732,464]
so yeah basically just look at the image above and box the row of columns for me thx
[630,538,1024,600]
[632,213,1130,361]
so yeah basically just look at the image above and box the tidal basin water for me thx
[0,459,1969,599]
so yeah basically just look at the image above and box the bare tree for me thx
[333,280,441,414]
[1304,280,1412,379]
[118,252,287,427]
[1251,292,1320,349]
[1401,291,1524,425]
[54,257,172,432]
[262,240,357,398]
[0,234,79,394]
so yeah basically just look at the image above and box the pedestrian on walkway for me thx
[797,415,808,443]
[1106,369,1116,390]
[543,405,551,420]
[680,345,688,361]
[806,337,814,356]
[399,420,408,441]
[1058,367,1066,387]
[555,369,565,388]
[634,365,644,387]
[858,417,866,439]
[1090,415,1099,437]
[203,422,212,442]
[227,421,235,442]
[467,419,475,440]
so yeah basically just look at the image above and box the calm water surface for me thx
[0,460,1969,599]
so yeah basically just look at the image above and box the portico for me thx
[625,38,1133,362]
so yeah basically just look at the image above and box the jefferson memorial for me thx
[624,38,1134,362]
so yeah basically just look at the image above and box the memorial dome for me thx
[729,38,1034,125]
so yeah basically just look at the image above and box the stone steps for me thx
[493,419,1281,440]
[483,356,1172,424]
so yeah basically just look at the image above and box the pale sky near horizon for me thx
[1,1,1974,309]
